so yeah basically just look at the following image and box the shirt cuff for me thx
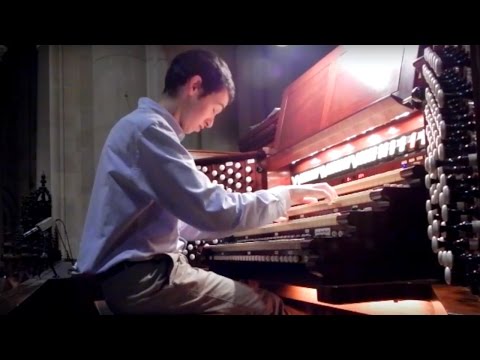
[268,186,292,216]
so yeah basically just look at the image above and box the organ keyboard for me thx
[200,165,440,304]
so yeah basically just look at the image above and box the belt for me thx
[96,256,170,282]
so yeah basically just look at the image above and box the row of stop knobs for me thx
[421,45,479,292]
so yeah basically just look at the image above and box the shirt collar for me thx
[138,97,185,141]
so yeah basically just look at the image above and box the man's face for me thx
[178,76,230,134]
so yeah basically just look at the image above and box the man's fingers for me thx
[287,184,339,206]
[302,196,319,204]
[311,184,338,200]
[304,188,337,201]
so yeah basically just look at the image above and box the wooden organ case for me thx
[192,46,480,313]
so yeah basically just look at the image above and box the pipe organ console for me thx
[418,45,480,296]
[201,127,440,304]
[188,46,480,312]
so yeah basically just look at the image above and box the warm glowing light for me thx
[342,45,401,91]
[310,158,321,166]
[343,144,355,153]
[387,127,399,135]
[275,285,448,315]
[328,149,342,160]
[367,134,382,145]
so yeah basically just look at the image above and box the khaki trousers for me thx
[100,253,299,315]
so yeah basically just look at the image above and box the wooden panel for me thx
[238,108,280,152]
[268,98,415,170]
[265,170,291,188]
[432,285,480,315]
[189,150,243,160]
[327,45,404,124]
[269,45,420,170]
[276,60,334,151]
[266,284,449,315]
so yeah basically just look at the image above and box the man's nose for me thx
[205,118,214,128]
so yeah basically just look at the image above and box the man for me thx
[77,48,337,314]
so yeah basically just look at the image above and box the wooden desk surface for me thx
[261,282,480,315]
[431,284,480,315]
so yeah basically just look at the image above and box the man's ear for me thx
[186,75,203,96]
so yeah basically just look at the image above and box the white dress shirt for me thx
[77,97,290,274]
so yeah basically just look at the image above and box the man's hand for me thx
[287,183,338,206]
[271,183,338,223]
[269,182,338,208]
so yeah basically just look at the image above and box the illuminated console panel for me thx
[290,113,426,187]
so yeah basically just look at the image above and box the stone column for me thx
[48,44,64,251]
[92,45,147,163]
[48,45,148,258]
[48,45,95,259]
[145,45,168,101]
